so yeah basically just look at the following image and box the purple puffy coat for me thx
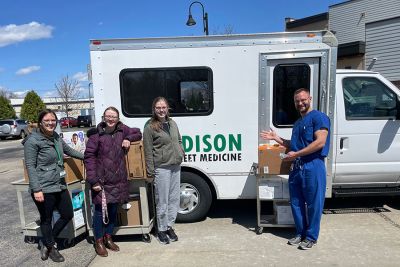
[84,121,142,205]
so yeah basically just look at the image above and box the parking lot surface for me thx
[1,139,400,266]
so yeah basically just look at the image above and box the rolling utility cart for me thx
[255,175,294,234]
[12,179,87,247]
[256,144,295,234]
[83,178,155,243]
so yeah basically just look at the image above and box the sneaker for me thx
[48,245,65,262]
[287,236,303,246]
[157,231,170,245]
[39,240,49,261]
[298,239,317,250]
[166,227,178,242]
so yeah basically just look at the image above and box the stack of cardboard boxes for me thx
[116,141,147,226]
[258,143,294,225]
[23,157,84,183]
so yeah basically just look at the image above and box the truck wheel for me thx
[177,171,212,223]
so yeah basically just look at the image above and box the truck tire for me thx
[177,171,212,223]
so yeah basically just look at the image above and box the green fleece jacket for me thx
[143,119,184,177]
[23,129,84,193]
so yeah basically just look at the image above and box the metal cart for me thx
[11,179,87,247]
[256,175,295,234]
[83,178,154,243]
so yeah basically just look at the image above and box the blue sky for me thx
[0,0,342,98]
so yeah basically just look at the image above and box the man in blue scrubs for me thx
[260,88,330,250]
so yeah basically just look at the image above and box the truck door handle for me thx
[340,138,344,149]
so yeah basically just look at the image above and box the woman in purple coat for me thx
[84,107,142,257]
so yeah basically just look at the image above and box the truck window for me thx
[342,77,397,120]
[273,64,311,127]
[120,67,213,117]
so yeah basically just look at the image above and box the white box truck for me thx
[89,31,400,222]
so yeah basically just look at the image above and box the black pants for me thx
[32,189,73,247]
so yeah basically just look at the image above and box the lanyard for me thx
[54,140,63,166]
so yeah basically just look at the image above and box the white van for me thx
[89,31,400,222]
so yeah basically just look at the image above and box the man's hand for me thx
[34,191,44,202]
[284,151,298,161]
[92,185,102,192]
[122,139,130,149]
[260,129,277,141]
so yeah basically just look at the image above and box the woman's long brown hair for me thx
[149,97,170,132]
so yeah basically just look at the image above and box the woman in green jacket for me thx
[23,109,84,262]
[143,97,184,245]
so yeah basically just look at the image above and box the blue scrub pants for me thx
[289,158,326,242]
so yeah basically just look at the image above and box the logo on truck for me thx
[182,134,242,162]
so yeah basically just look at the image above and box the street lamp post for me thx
[186,1,209,35]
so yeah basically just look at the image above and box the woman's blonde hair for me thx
[149,97,169,132]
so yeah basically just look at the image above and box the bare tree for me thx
[212,24,235,35]
[0,88,17,99]
[55,75,80,120]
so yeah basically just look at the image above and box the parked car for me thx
[0,119,29,140]
[77,115,93,127]
[60,117,78,128]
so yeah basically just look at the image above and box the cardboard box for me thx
[23,157,84,183]
[274,202,294,225]
[258,144,292,175]
[64,157,84,183]
[117,198,141,226]
[125,141,147,179]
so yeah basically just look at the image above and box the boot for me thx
[48,246,65,262]
[39,239,49,261]
[104,234,120,251]
[95,238,108,257]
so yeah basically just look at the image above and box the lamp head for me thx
[186,14,196,26]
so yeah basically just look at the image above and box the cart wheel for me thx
[86,236,95,244]
[24,236,36,244]
[142,234,151,243]
[63,238,75,248]
[256,226,263,235]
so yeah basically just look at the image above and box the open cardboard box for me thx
[258,144,293,175]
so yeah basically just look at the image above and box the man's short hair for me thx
[293,88,310,96]
[72,133,78,138]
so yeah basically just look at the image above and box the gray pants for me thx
[154,164,181,231]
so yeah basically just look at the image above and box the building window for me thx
[273,64,311,127]
[120,67,213,117]
[342,77,398,120]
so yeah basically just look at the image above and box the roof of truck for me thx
[336,69,378,75]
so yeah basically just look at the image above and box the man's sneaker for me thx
[298,239,317,250]
[166,227,178,242]
[157,231,170,245]
[287,236,303,246]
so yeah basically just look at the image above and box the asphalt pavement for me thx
[2,137,400,267]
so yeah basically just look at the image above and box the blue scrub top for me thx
[290,110,330,161]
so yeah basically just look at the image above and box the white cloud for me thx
[13,90,29,97]
[43,90,58,98]
[0,21,54,47]
[16,65,41,75]
[73,72,88,82]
